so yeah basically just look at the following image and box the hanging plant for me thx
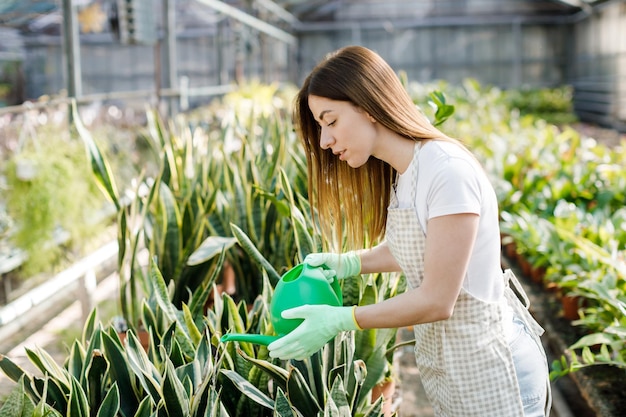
[5,130,102,276]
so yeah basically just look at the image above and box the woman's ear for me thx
[366,112,376,123]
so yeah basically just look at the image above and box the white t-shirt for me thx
[395,140,504,302]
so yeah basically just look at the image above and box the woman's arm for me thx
[355,212,479,328]
[358,241,402,274]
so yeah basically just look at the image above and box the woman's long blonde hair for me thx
[295,45,453,251]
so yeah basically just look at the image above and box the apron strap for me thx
[503,269,544,337]
[503,269,552,416]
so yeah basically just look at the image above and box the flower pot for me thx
[503,241,517,260]
[543,281,559,293]
[204,260,238,311]
[518,255,533,277]
[15,158,38,181]
[371,379,396,417]
[530,265,546,284]
[118,330,151,351]
[561,294,582,320]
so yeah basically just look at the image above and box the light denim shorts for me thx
[510,317,549,416]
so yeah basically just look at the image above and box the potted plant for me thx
[4,124,103,277]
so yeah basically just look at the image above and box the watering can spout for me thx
[220,333,279,346]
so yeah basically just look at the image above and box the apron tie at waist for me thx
[504,269,545,337]
[504,268,552,416]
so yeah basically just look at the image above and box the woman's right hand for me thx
[304,252,361,280]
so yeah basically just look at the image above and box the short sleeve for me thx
[425,155,482,219]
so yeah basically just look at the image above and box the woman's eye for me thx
[327,120,336,126]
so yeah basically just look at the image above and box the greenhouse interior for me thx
[0,0,625,416]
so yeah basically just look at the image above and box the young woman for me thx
[267,45,551,416]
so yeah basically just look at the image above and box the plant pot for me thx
[543,281,559,293]
[530,265,546,284]
[561,294,582,320]
[15,158,38,181]
[518,255,532,277]
[204,261,238,311]
[118,330,150,351]
[371,378,396,417]
[503,241,517,260]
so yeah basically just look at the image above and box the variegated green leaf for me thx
[67,375,89,417]
[161,354,190,417]
[230,223,280,285]
[187,236,237,266]
[286,367,321,415]
[95,382,120,417]
[219,369,274,410]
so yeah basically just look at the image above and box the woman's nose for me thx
[319,129,334,150]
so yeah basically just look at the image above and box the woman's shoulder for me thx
[419,139,474,164]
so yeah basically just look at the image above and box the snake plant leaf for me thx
[154,181,183,282]
[255,188,290,218]
[25,347,70,390]
[286,366,322,416]
[163,325,187,369]
[0,353,29,384]
[81,308,98,346]
[279,168,315,260]
[288,353,324,406]
[33,382,63,417]
[149,256,180,321]
[235,346,289,385]
[273,388,296,417]
[101,331,139,416]
[187,236,237,266]
[358,346,387,404]
[230,223,281,285]
[85,349,108,413]
[0,360,40,412]
[194,332,212,372]
[219,369,274,410]
[68,340,86,386]
[72,100,121,210]
[188,249,225,319]
[125,331,162,403]
[191,388,223,417]
[326,374,351,416]
[140,300,159,343]
[162,354,190,417]
[221,294,255,358]
[148,257,196,358]
[31,376,67,415]
[362,396,384,417]
[132,396,154,417]
[182,303,203,345]
[0,375,35,417]
[67,375,89,417]
[174,361,200,395]
[81,323,104,386]
[95,382,120,417]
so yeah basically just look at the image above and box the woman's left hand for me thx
[267,305,360,360]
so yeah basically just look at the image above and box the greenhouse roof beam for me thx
[550,0,592,13]
[293,11,590,33]
[256,0,300,25]
[194,0,297,45]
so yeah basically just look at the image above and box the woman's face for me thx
[308,95,377,168]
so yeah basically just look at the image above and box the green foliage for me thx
[502,86,578,125]
[427,91,455,126]
[4,125,103,276]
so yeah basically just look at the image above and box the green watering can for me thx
[220,262,343,345]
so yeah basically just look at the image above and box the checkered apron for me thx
[385,143,525,416]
